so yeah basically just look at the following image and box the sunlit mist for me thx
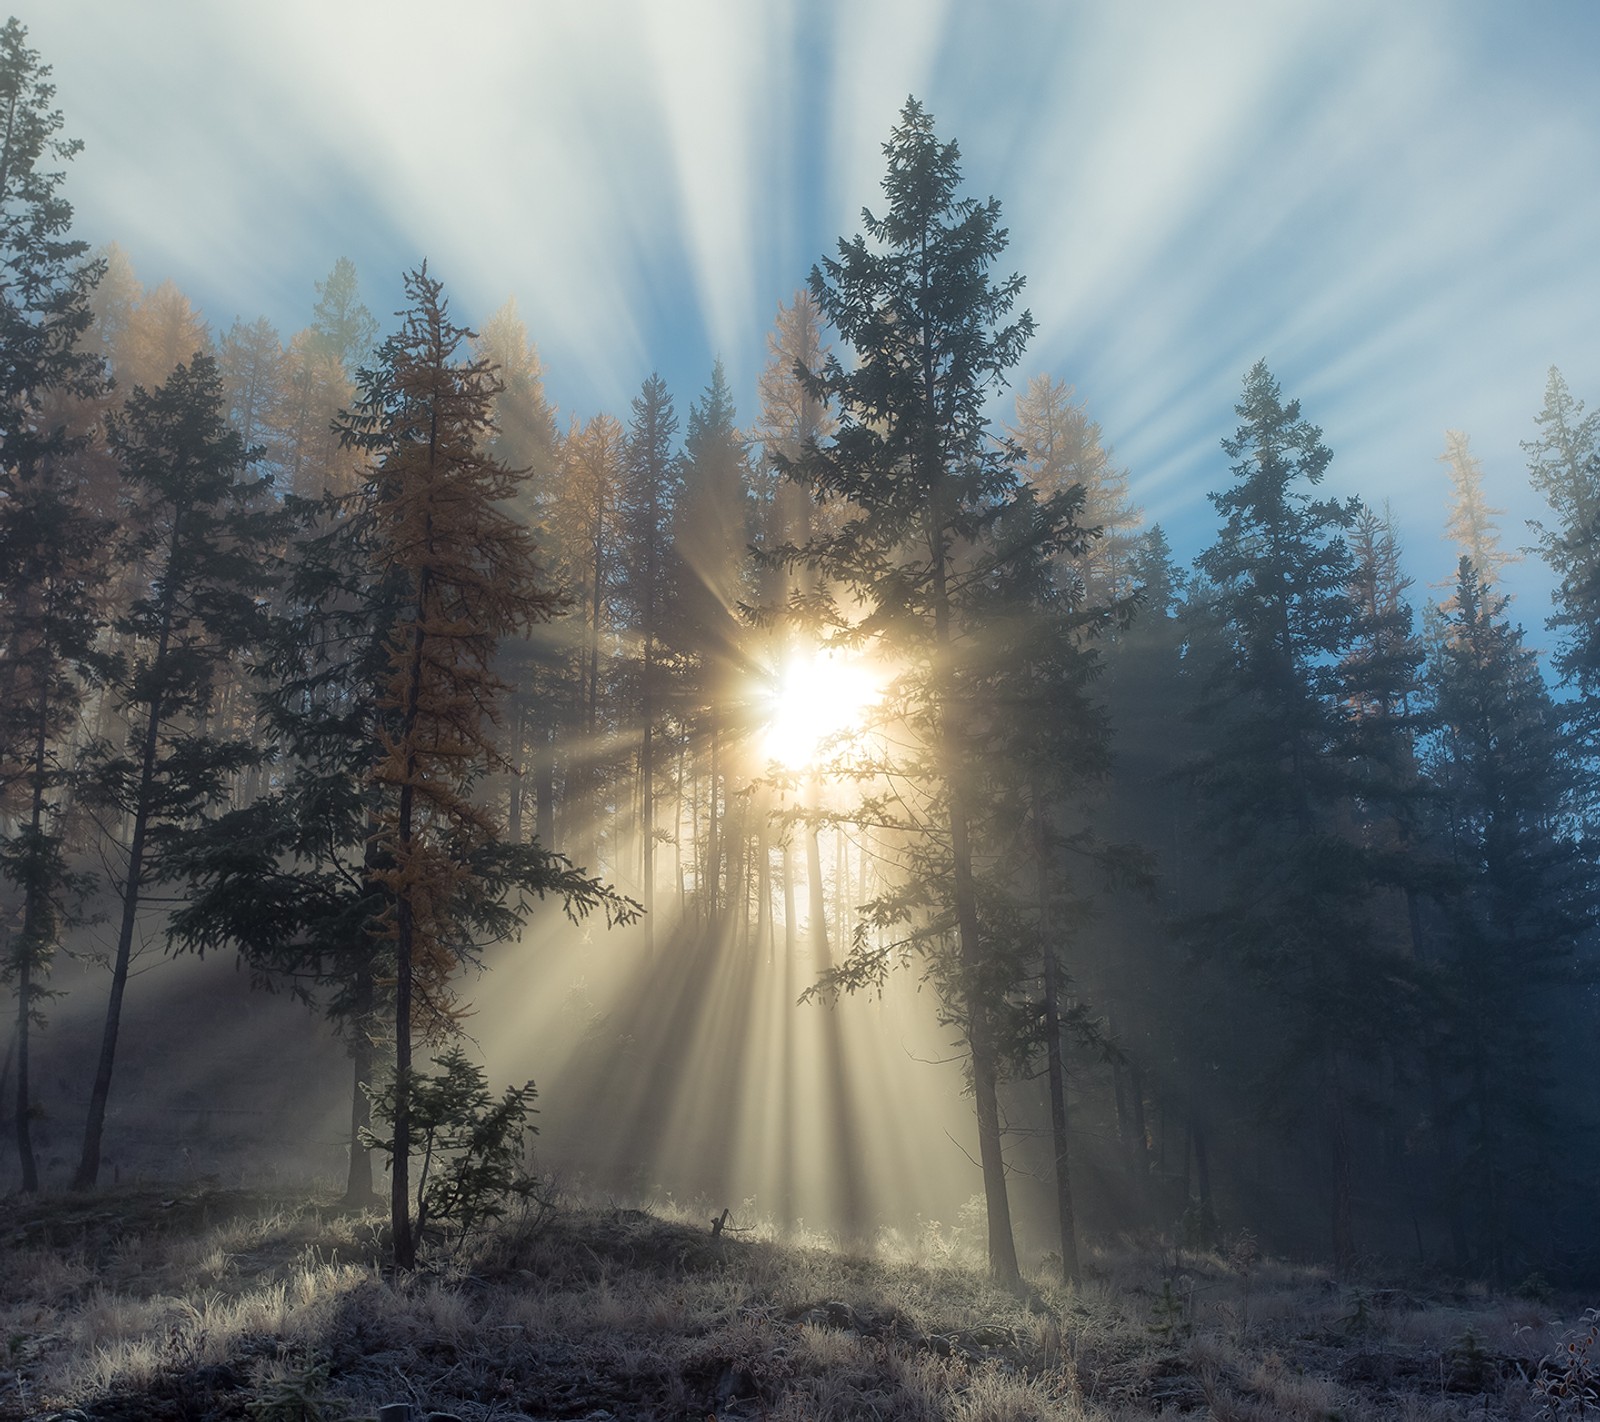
[760,647,882,770]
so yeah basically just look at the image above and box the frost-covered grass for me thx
[0,1185,1591,1420]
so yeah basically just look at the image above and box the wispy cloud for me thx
[24,0,1600,620]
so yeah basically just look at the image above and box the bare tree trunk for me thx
[1033,779,1077,1282]
[76,673,166,1191]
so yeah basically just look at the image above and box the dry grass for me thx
[0,1186,1592,1420]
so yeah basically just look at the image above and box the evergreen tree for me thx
[778,97,1074,1288]
[0,15,111,1191]
[75,353,282,1189]
[1188,361,1404,1271]
[618,373,683,946]
[1524,369,1600,810]
[676,360,749,921]
[308,255,377,372]
[753,294,837,961]
[1422,558,1592,1273]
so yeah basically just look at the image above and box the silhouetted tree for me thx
[778,97,1057,1288]
[1422,558,1592,1274]
[0,15,111,1192]
[75,353,281,1189]
[1187,361,1403,1272]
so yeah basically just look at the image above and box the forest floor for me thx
[0,1184,1593,1421]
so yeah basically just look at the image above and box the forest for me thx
[0,8,1597,1319]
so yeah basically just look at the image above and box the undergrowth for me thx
[0,1185,1588,1420]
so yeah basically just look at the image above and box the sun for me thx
[761,647,881,770]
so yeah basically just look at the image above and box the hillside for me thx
[1,1186,1592,1420]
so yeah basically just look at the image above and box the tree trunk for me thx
[75,684,164,1191]
[640,639,656,956]
[805,792,828,966]
[782,838,797,963]
[344,949,378,1206]
[1033,779,1078,1282]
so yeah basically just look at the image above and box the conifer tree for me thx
[618,373,683,946]
[1422,558,1592,1273]
[75,353,282,1189]
[117,278,210,393]
[339,265,634,1268]
[1437,430,1514,591]
[778,97,1076,1288]
[1524,369,1600,812]
[1008,374,1139,603]
[753,295,837,959]
[553,412,626,871]
[0,15,111,1191]
[1188,361,1403,1271]
[308,255,377,372]
[473,298,561,849]
[677,361,750,921]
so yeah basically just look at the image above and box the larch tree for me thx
[338,265,634,1270]
[473,298,562,851]
[1437,430,1515,592]
[116,278,210,394]
[777,97,1065,1289]
[553,412,626,873]
[75,352,282,1189]
[1008,374,1140,604]
[0,15,111,1192]
[216,316,289,464]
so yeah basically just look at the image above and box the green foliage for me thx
[1446,1325,1493,1391]
[1147,1278,1192,1341]
[245,1354,340,1422]
[364,1046,540,1249]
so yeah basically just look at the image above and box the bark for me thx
[75,647,167,1190]
[1033,779,1078,1282]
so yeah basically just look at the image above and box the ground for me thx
[0,1185,1593,1420]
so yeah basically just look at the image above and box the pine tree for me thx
[75,353,283,1189]
[339,265,634,1268]
[0,16,111,1191]
[778,97,1067,1288]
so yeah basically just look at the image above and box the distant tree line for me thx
[0,19,1594,1285]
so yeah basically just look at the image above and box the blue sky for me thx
[23,0,1600,636]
